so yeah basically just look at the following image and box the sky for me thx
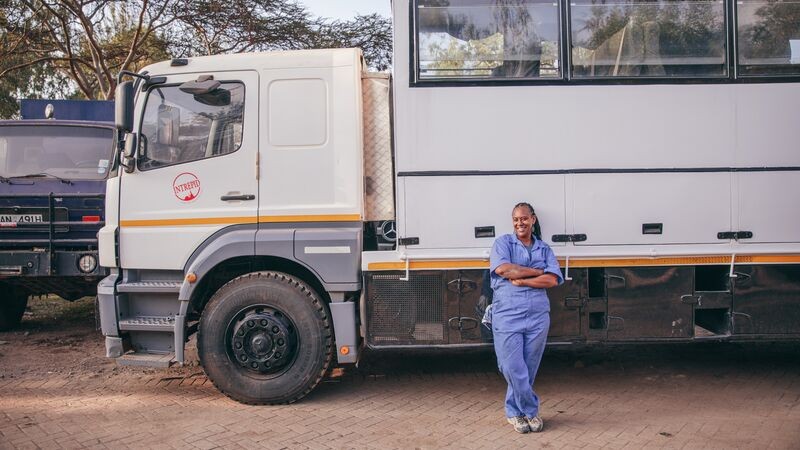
[298,0,391,21]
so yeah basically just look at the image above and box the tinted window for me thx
[138,83,244,171]
[737,0,800,76]
[569,0,727,78]
[417,0,561,80]
[0,125,114,180]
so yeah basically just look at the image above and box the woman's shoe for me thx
[507,416,531,434]
[527,416,544,432]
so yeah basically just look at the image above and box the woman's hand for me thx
[495,264,545,280]
[510,273,560,288]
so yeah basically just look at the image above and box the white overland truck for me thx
[99,1,800,404]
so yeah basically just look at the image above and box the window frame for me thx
[413,0,566,82]
[135,81,247,172]
[734,0,800,78]
[409,0,800,86]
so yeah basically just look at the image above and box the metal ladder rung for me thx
[119,315,175,332]
[117,281,182,293]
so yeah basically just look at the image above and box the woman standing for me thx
[489,202,563,434]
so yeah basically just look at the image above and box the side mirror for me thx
[123,133,137,158]
[157,105,180,146]
[115,81,134,133]
[120,133,142,174]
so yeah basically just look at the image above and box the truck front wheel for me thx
[0,287,29,331]
[198,271,333,404]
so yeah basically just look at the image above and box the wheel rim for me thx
[226,306,298,376]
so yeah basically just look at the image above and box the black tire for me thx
[0,287,29,331]
[198,271,333,405]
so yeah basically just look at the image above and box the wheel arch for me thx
[187,255,331,315]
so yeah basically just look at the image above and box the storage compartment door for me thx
[572,173,730,245]
[402,175,566,249]
[547,269,584,340]
[732,265,800,335]
[737,172,800,244]
[606,267,694,340]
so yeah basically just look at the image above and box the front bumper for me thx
[0,249,104,278]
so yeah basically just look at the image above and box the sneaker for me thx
[507,416,531,434]
[527,416,544,433]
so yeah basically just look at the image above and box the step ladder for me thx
[114,277,187,368]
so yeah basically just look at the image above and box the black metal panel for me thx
[732,265,800,335]
[606,267,694,340]
[365,271,446,346]
[444,270,484,344]
[547,268,584,339]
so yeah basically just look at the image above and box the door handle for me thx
[680,294,702,306]
[220,194,255,201]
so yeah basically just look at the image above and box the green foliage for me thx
[0,0,394,113]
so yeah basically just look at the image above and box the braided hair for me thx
[513,202,542,240]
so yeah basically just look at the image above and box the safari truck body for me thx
[0,120,113,330]
[99,1,800,403]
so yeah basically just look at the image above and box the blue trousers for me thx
[493,312,550,418]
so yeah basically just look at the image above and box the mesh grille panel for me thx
[366,272,446,345]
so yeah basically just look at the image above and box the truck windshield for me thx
[0,125,114,180]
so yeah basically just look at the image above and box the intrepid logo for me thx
[173,172,201,202]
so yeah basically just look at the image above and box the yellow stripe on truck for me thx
[366,254,800,271]
[120,216,258,227]
[120,214,361,227]
[259,214,362,223]
[367,260,490,271]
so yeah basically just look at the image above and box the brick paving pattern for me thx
[1,300,799,449]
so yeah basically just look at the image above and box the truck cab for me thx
[0,120,114,330]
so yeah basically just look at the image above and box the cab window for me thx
[138,82,244,171]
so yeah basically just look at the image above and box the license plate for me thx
[0,214,44,223]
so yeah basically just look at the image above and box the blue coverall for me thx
[489,234,564,419]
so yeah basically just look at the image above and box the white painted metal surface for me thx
[119,71,260,270]
[98,175,120,268]
[390,0,800,257]
[259,57,364,219]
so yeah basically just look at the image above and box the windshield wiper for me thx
[12,172,74,185]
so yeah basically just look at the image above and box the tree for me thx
[306,14,393,71]
[0,0,394,118]
[169,0,315,56]
[1,0,177,102]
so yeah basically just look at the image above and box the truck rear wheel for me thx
[0,287,29,331]
[198,271,333,405]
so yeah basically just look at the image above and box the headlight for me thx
[78,254,98,273]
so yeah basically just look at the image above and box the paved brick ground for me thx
[1,298,799,449]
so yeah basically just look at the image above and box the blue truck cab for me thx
[0,120,115,330]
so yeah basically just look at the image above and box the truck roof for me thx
[0,119,115,129]
[140,48,364,75]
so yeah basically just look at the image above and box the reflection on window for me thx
[0,126,114,180]
[570,0,727,77]
[737,0,800,76]
[417,0,561,79]
[139,83,244,171]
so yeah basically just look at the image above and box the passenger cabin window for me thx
[737,0,800,76]
[416,0,562,80]
[570,0,728,78]
[138,82,244,171]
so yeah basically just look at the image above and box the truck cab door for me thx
[119,71,259,270]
